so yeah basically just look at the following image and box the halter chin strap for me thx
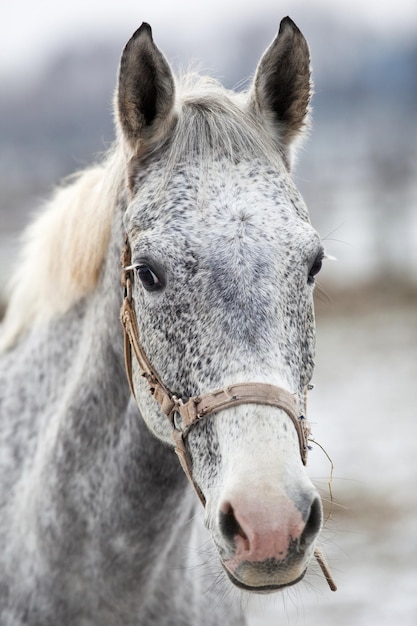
[120,241,336,591]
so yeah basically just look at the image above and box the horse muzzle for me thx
[213,481,323,591]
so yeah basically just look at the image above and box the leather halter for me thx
[120,241,310,505]
[119,240,337,592]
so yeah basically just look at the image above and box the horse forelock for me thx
[168,72,289,175]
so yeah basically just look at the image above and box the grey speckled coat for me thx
[0,17,326,625]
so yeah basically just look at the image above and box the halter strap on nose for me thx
[175,383,307,455]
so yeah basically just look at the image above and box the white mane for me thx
[0,149,125,352]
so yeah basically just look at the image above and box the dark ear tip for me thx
[279,16,301,35]
[130,22,153,43]
[139,22,152,35]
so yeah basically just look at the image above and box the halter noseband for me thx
[119,240,336,591]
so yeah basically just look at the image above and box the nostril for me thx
[301,496,323,546]
[219,502,248,549]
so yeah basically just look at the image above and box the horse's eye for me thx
[308,253,323,285]
[137,265,162,291]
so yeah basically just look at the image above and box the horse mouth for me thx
[222,564,307,594]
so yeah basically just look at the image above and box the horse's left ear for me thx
[248,17,312,164]
[116,23,176,155]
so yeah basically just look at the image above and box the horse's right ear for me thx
[116,23,176,154]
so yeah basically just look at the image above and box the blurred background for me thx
[1,1,416,623]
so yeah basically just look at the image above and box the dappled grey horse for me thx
[0,17,334,626]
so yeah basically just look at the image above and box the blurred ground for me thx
[247,288,417,625]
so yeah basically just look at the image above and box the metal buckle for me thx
[125,276,133,303]
[123,264,136,303]
[170,395,184,431]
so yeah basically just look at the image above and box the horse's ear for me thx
[116,23,176,154]
[248,17,312,164]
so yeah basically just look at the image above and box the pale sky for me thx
[2,0,416,83]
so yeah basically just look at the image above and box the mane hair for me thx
[0,148,125,351]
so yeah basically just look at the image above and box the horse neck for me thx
[2,175,198,620]
[41,207,194,539]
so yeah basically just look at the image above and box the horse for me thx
[0,17,333,625]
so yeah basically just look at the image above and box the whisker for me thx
[314,281,333,305]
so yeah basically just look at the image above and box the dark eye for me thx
[137,265,162,291]
[308,253,323,285]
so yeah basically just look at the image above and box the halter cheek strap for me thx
[120,240,336,591]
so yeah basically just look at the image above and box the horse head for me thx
[116,19,325,592]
